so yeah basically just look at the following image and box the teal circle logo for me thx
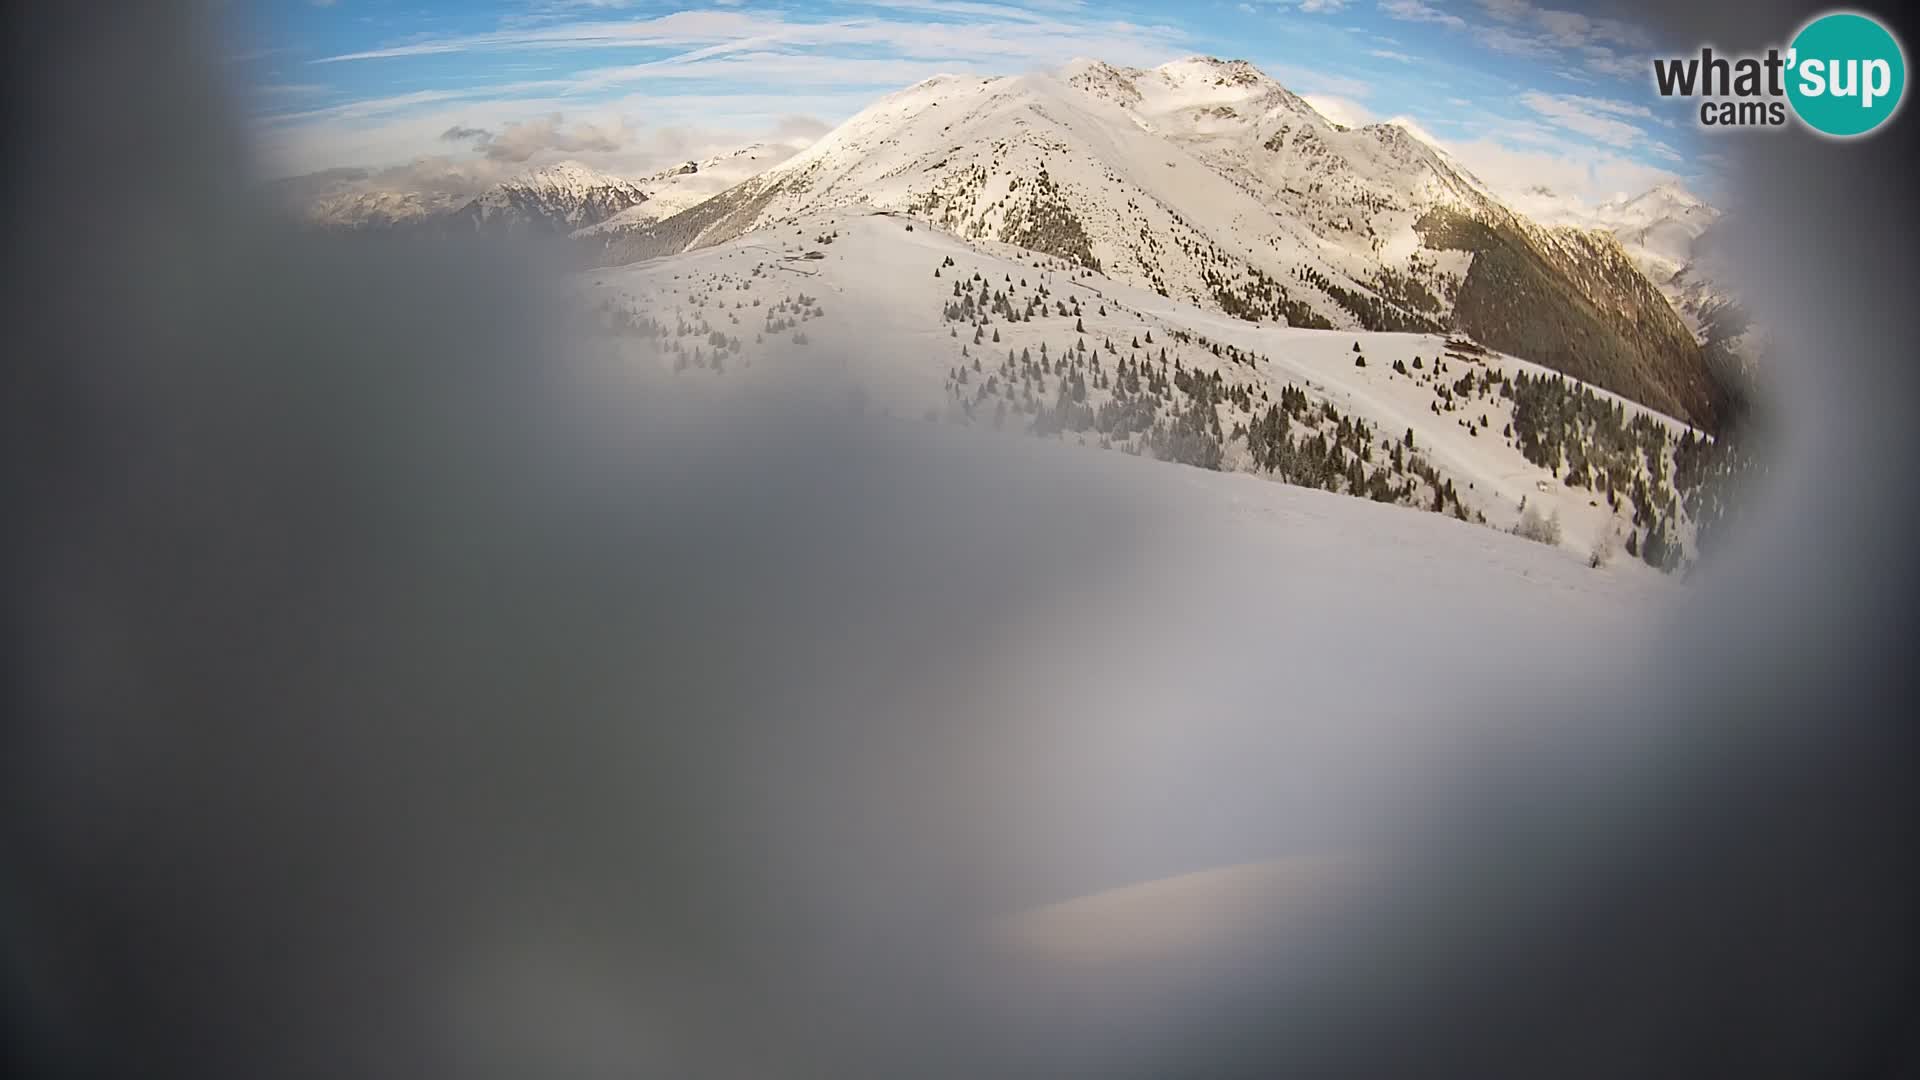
[1786,12,1906,137]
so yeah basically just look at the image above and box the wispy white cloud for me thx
[1580,46,1648,80]
[255,87,860,182]
[314,7,1184,70]
[1379,1,1654,80]
[1476,0,1529,21]
[439,112,635,162]
[1556,94,1652,119]
[1519,90,1651,148]
[1383,114,1446,149]
[1302,93,1374,127]
[1265,63,1374,98]
[314,11,795,63]
[1468,1,1652,72]
[1378,1,1465,30]
[1478,2,1649,49]
[1404,113,1682,201]
[1367,48,1416,62]
[1231,0,1348,11]
[563,52,1003,93]
[1475,24,1556,57]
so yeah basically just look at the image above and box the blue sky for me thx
[235,1,1714,202]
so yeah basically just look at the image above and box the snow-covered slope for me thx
[579,208,1732,569]
[1066,57,1495,256]
[574,144,799,236]
[594,57,1725,429]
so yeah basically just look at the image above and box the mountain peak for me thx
[1155,55,1267,85]
[1163,55,1255,70]
[1640,180,1708,208]
[1602,180,1710,217]
[453,160,649,234]
[587,53,1726,427]
[503,160,639,194]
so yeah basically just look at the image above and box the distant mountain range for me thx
[438,161,649,235]
[301,188,472,231]
[1511,181,1721,331]
[1512,179,1761,387]
[295,147,802,238]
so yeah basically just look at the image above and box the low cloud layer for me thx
[440,112,633,163]
[273,111,823,214]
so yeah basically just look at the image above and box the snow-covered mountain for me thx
[1510,181,1734,334]
[593,57,1725,429]
[595,57,1494,320]
[296,161,651,235]
[1516,179,1766,386]
[574,144,800,237]
[1594,181,1719,283]
[302,188,471,231]
[1515,181,1718,282]
[442,161,650,235]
